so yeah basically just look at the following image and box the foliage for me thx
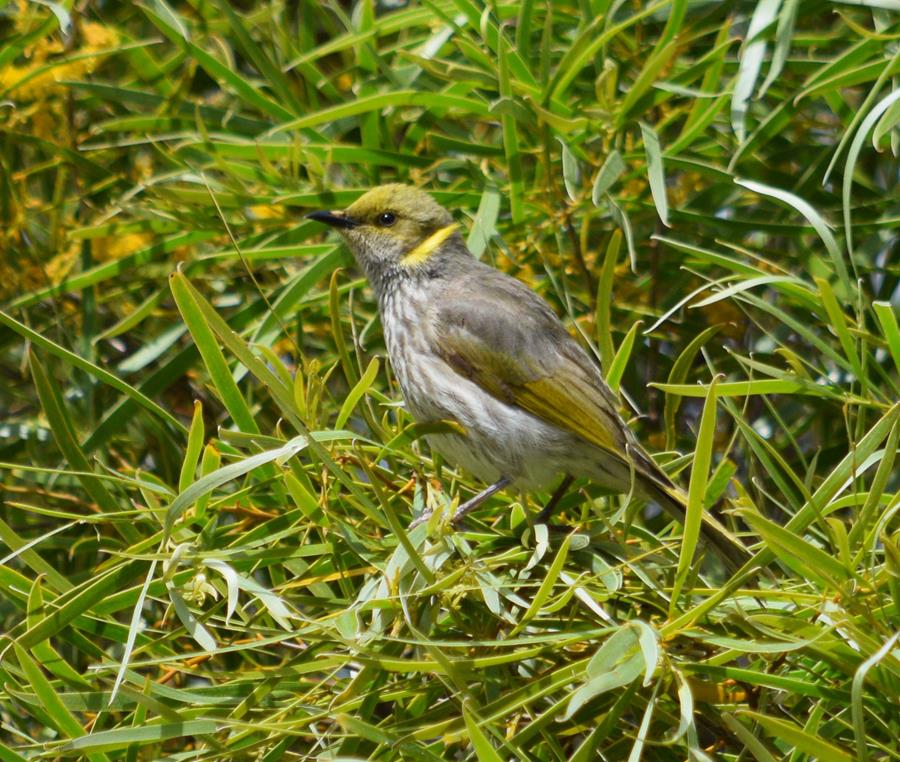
[1,0,899,759]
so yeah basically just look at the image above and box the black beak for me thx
[305,210,359,229]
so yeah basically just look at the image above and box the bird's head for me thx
[307,184,463,283]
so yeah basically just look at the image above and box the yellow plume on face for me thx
[401,223,459,266]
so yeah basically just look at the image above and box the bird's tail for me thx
[642,478,751,573]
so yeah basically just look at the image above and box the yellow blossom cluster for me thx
[0,10,128,299]
[0,231,155,300]
[92,232,153,262]
[1,19,119,104]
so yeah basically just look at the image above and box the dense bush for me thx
[1,1,898,759]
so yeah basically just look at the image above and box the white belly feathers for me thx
[380,283,577,490]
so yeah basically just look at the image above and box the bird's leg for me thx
[406,474,434,529]
[536,474,574,524]
[408,508,434,530]
[408,476,511,529]
[451,476,511,524]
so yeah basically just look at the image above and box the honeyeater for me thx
[308,184,748,568]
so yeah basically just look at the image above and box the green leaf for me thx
[815,277,864,389]
[140,2,296,122]
[606,195,637,271]
[0,310,186,437]
[272,89,490,135]
[110,560,158,705]
[565,627,643,719]
[851,632,900,762]
[842,87,900,254]
[329,269,359,391]
[873,301,900,377]
[738,510,853,589]
[510,533,572,636]
[17,561,143,649]
[618,37,678,124]
[661,326,721,449]
[178,400,205,493]
[606,320,642,393]
[631,620,659,687]
[591,150,626,205]
[671,375,720,614]
[735,178,852,296]
[251,247,346,344]
[639,121,669,227]
[721,713,779,762]
[547,1,668,100]
[595,230,622,372]
[170,272,299,427]
[60,721,220,752]
[0,742,28,762]
[166,583,216,652]
[14,644,92,745]
[213,0,304,114]
[626,682,657,762]
[28,351,134,539]
[732,0,782,142]
[463,705,504,762]
[559,138,581,201]
[170,270,260,435]
[738,710,854,762]
[652,378,829,398]
[25,579,91,689]
[467,184,501,258]
[164,434,310,536]
[758,0,798,96]
[335,357,380,430]
[497,26,523,223]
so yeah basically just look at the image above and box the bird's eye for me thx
[376,212,397,227]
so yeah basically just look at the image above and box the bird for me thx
[307,184,749,569]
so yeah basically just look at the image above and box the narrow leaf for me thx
[739,710,854,762]
[592,150,626,205]
[170,271,259,435]
[335,357,379,430]
[732,0,782,142]
[606,320,642,393]
[640,121,669,227]
[671,375,720,613]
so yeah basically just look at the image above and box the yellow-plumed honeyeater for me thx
[308,184,748,568]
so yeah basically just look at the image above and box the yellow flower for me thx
[44,246,78,284]
[81,21,119,49]
[30,102,63,141]
[2,21,120,101]
[247,203,283,220]
[92,232,152,262]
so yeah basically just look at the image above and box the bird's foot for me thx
[408,508,434,530]
[450,476,511,524]
[408,477,513,529]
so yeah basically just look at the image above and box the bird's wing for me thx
[433,268,640,468]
